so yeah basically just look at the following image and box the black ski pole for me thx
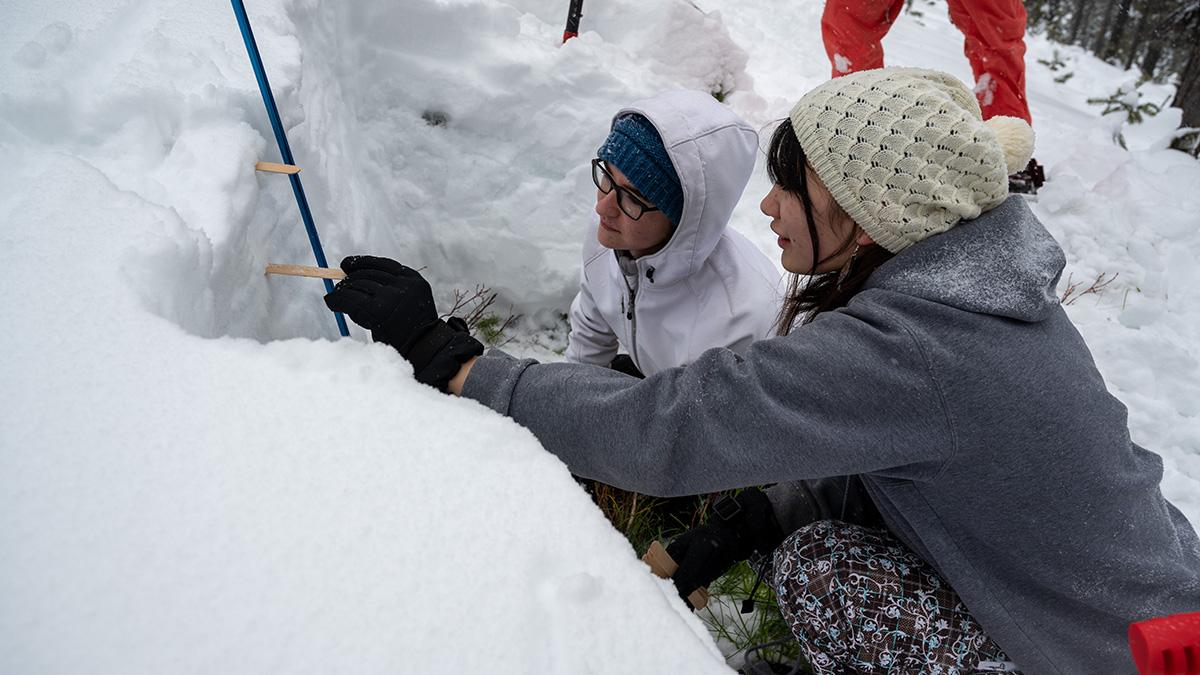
[562,0,584,43]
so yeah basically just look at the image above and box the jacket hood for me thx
[866,196,1067,322]
[607,91,758,286]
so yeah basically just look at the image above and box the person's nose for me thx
[760,186,779,219]
[595,189,620,217]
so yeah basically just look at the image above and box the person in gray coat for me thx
[324,69,1200,674]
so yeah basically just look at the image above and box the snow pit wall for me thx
[0,1,759,672]
[9,0,755,344]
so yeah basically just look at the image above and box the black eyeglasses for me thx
[591,158,660,221]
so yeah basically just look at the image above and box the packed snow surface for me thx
[1,0,1198,672]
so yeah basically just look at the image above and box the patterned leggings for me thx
[771,521,1020,674]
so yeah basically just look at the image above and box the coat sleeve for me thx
[563,274,619,367]
[462,293,955,497]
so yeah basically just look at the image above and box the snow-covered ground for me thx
[1,0,1197,672]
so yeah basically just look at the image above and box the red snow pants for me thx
[820,0,1032,123]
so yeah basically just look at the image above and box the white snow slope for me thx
[1,0,1197,672]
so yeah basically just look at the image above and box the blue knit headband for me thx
[597,114,684,225]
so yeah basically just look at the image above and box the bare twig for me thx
[441,284,521,345]
[1061,272,1119,305]
[441,285,498,327]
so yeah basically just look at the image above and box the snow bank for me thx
[0,0,748,671]
[0,149,728,674]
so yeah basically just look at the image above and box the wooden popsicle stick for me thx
[255,161,301,174]
[642,540,709,609]
[265,263,345,280]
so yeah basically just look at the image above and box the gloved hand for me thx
[666,488,784,609]
[324,255,484,391]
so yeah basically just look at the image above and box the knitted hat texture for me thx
[597,114,684,224]
[789,68,1035,253]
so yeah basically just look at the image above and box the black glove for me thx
[666,488,784,609]
[324,255,484,391]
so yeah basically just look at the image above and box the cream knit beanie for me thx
[789,68,1035,254]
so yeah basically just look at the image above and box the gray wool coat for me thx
[462,196,1200,673]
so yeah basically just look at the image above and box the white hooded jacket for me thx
[564,91,782,376]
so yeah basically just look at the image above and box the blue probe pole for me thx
[231,0,349,337]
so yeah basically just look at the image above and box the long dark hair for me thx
[766,119,894,335]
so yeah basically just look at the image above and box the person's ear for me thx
[855,230,876,247]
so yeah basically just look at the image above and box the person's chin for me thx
[597,229,623,250]
[780,252,807,274]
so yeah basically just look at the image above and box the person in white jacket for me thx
[564,91,781,377]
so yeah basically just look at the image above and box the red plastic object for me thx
[562,31,578,42]
[1129,612,1200,674]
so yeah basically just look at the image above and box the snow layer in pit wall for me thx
[0,0,748,672]
[0,152,730,673]
[1,0,760,342]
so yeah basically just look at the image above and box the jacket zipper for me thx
[622,272,640,370]
[618,255,655,372]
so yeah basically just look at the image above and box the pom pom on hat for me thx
[787,67,1032,253]
[985,115,1035,174]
